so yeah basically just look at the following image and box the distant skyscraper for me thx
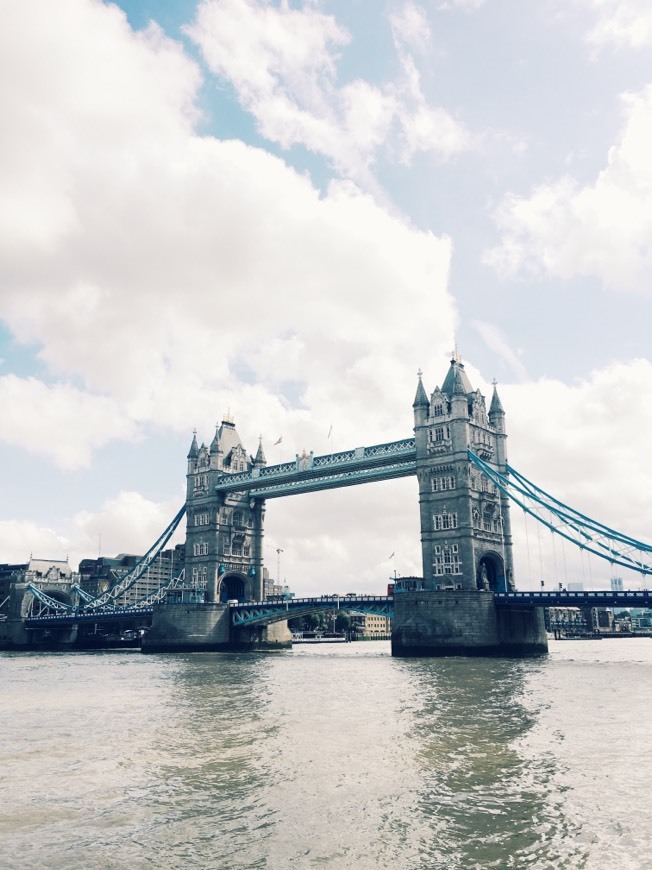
[567,581,584,592]
[610,577,624,592]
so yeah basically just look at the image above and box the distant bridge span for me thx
[21,589,652,632]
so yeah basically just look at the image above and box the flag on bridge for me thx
[389,552,395,560]
[274,436,282,445]
[327,425,333,439]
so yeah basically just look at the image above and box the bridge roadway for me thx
[494,589,652,608]
[229,595,393,627]
[232,589,652,627]
[21,589,652,630]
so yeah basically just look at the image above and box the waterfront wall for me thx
[0,616,78,650]
[0,618,30,649]
[391,590,547,657]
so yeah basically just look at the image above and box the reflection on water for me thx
[1,639,651,869]
[401,658,582,869]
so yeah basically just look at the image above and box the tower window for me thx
[433,550,462,575]
[434,512,458,530]
[432,474,456,492]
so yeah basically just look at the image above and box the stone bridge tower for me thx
[393,354,546,657]
[185,416,266,603]
[413,355,515,593]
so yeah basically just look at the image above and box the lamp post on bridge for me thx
[276,548,283,591]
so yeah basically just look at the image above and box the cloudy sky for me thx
[2,0,652,594]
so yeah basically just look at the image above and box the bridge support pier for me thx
[0,618,79,650]
[391,590,547,657]
[142,603,292,652]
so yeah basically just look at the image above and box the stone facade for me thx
[185,417,266,604]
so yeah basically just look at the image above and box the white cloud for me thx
[0,375,139,468]
[73,490,185,562]
[0,490,186,568]
[471,321,529,383]
[389,2,431,53]
[264,478,422,596]
[485,83,652,292]
[437,0,486,10]
[0,521,70,565]
[5,0,650,601]
[0,0,455,470]
[577,0,652,49]
[186,0,471,181]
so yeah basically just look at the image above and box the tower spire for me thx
[210,423,221,455]
[254,435,267,467]
[489,379,505,417]
[187,429,199,459]
[413,368,429,408]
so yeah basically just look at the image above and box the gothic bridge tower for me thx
[185,416,266,603]
[413,355,515,593]
[394,354,546,657]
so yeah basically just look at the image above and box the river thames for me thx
[1,639,651,869]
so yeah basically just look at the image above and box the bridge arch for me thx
[476,551,506,593]
[22,588,74,619]
[217,572,249,603]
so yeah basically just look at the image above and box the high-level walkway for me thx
[214,439,416,498]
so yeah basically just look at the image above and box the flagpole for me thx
[273,436,283,463]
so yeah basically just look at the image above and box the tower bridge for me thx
[4,355,652,655]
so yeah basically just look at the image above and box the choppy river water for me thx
[1,638,651,869]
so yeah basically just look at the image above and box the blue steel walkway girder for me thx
[230,596,394,627]
[214,439,416,499]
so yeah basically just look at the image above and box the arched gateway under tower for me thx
[145,355,546,656]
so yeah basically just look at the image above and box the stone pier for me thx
[391,590,547,657]
[142,603,292,653]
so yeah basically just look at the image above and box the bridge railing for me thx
[495,589,652,607]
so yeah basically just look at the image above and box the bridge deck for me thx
[21,590,651,629]
[229,595,394,626]
[495,590,652,608]
[24,607,154,628]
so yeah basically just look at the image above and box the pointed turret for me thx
[453,368,467,396]
[209,425,221,455]
[413,370,429,408]
[489,381,504,417]
[254,436,267,467]
[187,430,199,459]
[441,356,473,399]
[413,369,429,433]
